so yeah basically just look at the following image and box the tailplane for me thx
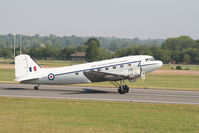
[15,54,41,82]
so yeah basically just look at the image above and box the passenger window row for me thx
[75,63,132,75]
[104,63,131,71]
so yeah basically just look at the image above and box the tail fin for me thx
[15,54,41,82]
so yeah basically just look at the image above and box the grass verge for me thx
[0,68,15,82]
[0,97,199,133]
[161,64,199,71]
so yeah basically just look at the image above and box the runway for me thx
[0,83,199,105]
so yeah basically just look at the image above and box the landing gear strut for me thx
[111,80,130,94]
[34,85,39,90]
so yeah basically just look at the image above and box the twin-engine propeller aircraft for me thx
[15,54,162,94]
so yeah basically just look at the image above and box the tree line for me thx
[0,34,163,49]
[0,35,199,64]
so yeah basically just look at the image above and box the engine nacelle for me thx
[128,67,141,81]
[132,68,141,77]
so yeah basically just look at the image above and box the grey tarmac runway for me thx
[0,83,199,105]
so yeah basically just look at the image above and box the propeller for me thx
[129,61,145,82]
[141,72,145,81]
[139,63,145,81]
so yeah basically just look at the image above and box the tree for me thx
[183,48,199,64]
[61,46,76,60]
[183,54,191,64]
[0,48,13,58]
[171,51,182,63]
[98,48,113,60]
[114,47,129,57]
[162,36,195,51]
[76,45,87,52]
[85,38,101,62]
[194,40,199,49]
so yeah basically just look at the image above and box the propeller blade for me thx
[139,63,145,81]
[141,73,145,81]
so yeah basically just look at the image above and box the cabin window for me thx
[97,68,101,72]
[105,67,109,70]
[113,66,116,69]
[75,72,79,75]
[128,64,131,67]
[120,65,124,68]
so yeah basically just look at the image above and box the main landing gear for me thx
[118,85,129,94]
[34,85,39,90]
[111,80,129,94]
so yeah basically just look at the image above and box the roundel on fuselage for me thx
[48,73,55,80]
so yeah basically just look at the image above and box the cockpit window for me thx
[146,58,155,62]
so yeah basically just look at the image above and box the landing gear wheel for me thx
[34,86,39,90]
[111,80,130,94]
[124,85,129,93]
[118,86,125,94]
[118,88,125,94]
[118,85,129,94]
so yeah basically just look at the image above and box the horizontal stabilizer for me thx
[15,76,39,82]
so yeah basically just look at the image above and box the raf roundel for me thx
[48,73,55,80]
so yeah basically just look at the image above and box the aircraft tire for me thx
[124,85,129,93]
[118,86,125,94]
[34,86,39,90]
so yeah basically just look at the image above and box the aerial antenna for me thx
[13,34,16,58]
[20,34,22,54]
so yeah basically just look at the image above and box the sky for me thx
[0,0,199,39]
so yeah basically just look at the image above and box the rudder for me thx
[15,54,40,81]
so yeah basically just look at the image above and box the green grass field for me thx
[0,68,15,82]
[0,58,14,64]
[1,67,199,90]
[161,64,199,71]
[0,97,198,133]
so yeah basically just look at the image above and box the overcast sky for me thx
[0,0,199,39]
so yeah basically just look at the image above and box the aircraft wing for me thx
[83,71,128,82]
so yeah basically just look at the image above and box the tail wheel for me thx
[34,86,39,90]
